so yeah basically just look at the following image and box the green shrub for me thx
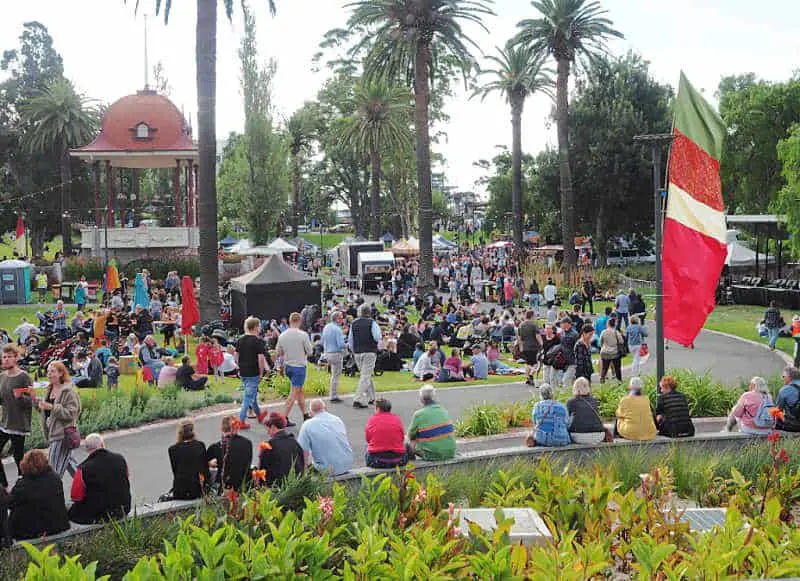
[122,256,200,280]
[62,256,104,281]
[455,401,508,437]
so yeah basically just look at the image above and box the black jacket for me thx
[1,468,69,539]
[68,448,132,524]
[655,391,695,438]
[168,440,210,500]
[206,434,253,491]
[259,431,304,488]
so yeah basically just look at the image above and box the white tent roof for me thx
[238,246,282,257]
[358,251,395,263]
[725,230,775,267]
[267,237,299,253]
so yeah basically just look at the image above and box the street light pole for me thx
[633,133,674,383]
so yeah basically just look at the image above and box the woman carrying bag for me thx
[599,318,625,383]
[38,362,81,478]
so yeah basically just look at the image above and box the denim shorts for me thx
[285,365,307,388]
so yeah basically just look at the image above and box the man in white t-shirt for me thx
[276,312,313,426]
[543,278,557,308]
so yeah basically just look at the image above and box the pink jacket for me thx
[730,390,770,432]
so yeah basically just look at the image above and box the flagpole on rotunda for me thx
[633,133,674,383]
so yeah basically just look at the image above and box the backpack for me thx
[752,394,776,429]
[789,383,800,420]
[543,344,567,371]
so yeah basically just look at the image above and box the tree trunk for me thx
[414,41,434,294]
[370,147,381,240]
[595,202,607,267]
[30,225,45,259]
[60,147,72,256]
[196,0,221,322]
[556,57,577,271]
[291,156,300,237]
[511,98,524,254]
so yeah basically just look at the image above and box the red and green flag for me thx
[663,72,727,346]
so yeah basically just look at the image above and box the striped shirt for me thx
[408,403,456,460]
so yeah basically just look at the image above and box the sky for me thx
[2,0,799,197]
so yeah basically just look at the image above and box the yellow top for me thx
[36,273,48,289]
[616,394,657,441]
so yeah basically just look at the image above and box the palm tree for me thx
[347,0,494,293]
[130,0,276,323]
[341,80,412,240]
[21,79,100,256]
[473,42,553,253]
[287,108,315,238]
[515,0,622,270]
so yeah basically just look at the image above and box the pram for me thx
[27,337,77,378]
[342,350,385,377]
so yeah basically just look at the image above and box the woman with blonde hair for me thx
[566,377,606,444]
[167,418,209,499]
[37,361,81,477]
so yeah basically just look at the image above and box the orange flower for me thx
[768,431,781,443]
[259,441,272,451]
[769,407,785,422]
[778,449,790,464]
[225,488,239,504]
[198,473,205,483]
[251,469,267,484]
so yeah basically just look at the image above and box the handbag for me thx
[578,397,613,443]
[63,425,81,450]
[639,343,649,357]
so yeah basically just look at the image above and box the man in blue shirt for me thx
[321,311,347,403]
[615,290,631,331]
[348,304,382,409]
[52,300,68,339]
[468,344,489,380]
[297,399,353,475]
[776,365,800,432]
[594,307,612,349]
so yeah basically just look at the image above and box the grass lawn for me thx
[705,304,798,358]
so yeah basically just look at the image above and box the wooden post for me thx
[174,160,182,226]
[94,162,101,227]
[187,161,194,227]
[132,168,140,227]
[106,161,114,227]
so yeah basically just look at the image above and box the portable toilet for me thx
[0,260,32,304]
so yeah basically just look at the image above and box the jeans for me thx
[365,451,408,469]
[239,376,261,421]
[0,432,25,487]
[581,297,594,314]
[600,357,622,382]
[768,327,780,349]
[353,352,377,405]
[184,377,208,391]
[617,312,629,331]
[326,352,344,398]
[629,345,642,376]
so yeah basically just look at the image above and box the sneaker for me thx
[353,402,368,409]
[329,397,343,403]
[368,400,375,405]
[257,411,268,423]
[285,420,297,427]
[238,422,252,430]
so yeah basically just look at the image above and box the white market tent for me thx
[725,230,775,267]
[267,237,299,253]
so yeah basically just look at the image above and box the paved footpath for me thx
[2,327,787,504]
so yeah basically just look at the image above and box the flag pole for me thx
[633,133,674,383]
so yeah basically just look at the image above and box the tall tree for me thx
[287,106,316,237]
[777,124,800,256]
[341,80,412,239]
[131,0,277,323]
[515,0,622,270]
[473,42,552,252]
[346,0,494,293]
[21,79,100,255]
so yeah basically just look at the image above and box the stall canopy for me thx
[267,237,299,253]
[391,237,420,256]
[292,237,318,252]
[726,230,775,267]
[219,235,238,247]
[230,255,321,329]
[433,234,457,250]
[381,232,395,243]
[238,246,282,257]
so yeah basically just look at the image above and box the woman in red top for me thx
[209,339,225,383]
[364,399,407,469]
[194,337,212,375]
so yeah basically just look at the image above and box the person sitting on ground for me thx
[467,344,489,380]
[566,377,606,444]
[364,398,407,469]
[776,365,800,432]
[407,385,456,461]
[218,345,239,376]
[413,344,441,381]
[72,350,103,388]
[412,342,425,367]
[13,317,37,346]
[654,375,695,438]
[297,399,353,476]
[442,348,466,381]
[724,376,774,436]
[259,412,305,488]
[168,418,210,500]
[615,377,657,441]
[157,357,179,389]
[0,449,69,544]
[176,355,208,391]
[206,416,253,492]
[71,311,86,335]
[526,383,570,448]
[68,433,131,524]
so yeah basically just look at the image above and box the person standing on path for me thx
[321,311,347,403]
[763,301,783,351]
[574,324,595,382]
[349,304,381,409]
[38,362,80,478]
[626,316,648,376]
[559,317,579,387]
[277,312,313,426]
[518,310,543,386]
[615,290,631,331]
[235,317,268,429]
[0,344,34,489]
[599,318,624,383]
[543,278,557,309]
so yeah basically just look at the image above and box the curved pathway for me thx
[3,328,787,504]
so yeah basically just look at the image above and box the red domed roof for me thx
[71,89,197,169]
